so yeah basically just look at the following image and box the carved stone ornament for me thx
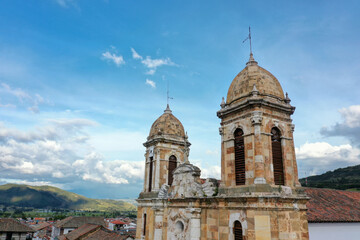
[290,124,295,132]
[250,111,263,125]
[158,184,170,199]
[219,127,224,136]
[220,97,226,108]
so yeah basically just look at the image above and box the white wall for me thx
[309,222,360,240]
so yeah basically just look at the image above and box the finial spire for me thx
[165,79,173,113]
[243,26,258,66]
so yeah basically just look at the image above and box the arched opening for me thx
[175,220,184,234]
[168,155,177,186]
[271,127,284,185]
[233,220,243,240]
[234,128,245,185]
[148,157,153,192]
[143,213,147,236]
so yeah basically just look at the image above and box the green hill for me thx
[299,164,360,191]
[0,184,136,211]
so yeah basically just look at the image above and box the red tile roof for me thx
[305,188,360,222]
[111,220,126,225]
[54,217,105,228]
[0,219,34,233]
[58,224,101,240]
[59,224,127,240]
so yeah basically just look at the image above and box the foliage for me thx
[299,164,360,191]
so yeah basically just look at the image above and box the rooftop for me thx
[305,188,360,222]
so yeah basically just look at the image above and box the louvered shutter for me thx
[168,155,177,186]
[234,129,246,185]
[233,221,243,240]
[272,128,284,185]
[148,157,153,192]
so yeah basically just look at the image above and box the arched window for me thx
[271,127,284,185]
[234,128,245,185]
[148,157,153,192]
[168,155,177,186]
[233,220,243,240]
[143,213,147,236]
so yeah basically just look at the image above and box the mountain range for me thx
[0,184,136,211]
[299,164,360,191]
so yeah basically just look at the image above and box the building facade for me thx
[136,54,309,240]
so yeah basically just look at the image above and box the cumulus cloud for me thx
[201,165,221,179]
[130,48,176,74]
[102,51,125,67]
[145,79,156,88]
[296,142,360,176]
[321,105,360,147]
[0,119,144,193]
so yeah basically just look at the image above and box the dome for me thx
[226,54,285,104]
[149,105,185,138]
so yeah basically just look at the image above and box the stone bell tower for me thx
[217,53,300,190]
[140,104,190,196]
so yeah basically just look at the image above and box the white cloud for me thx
[146,69,156,75]
[131,48,143,60]
[131,48,177,74]
[338,105,360,128]
[0,83,46,113]
[201,165,221,179]
[0,119,145,190]
[102,51,125,66]
[1,83,31,102]
[145,79,156,88]
[321,105,360,147]
[296,142,360,176]
[141,56,175,69]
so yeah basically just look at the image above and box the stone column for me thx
[251,111,266,184]
[154,208,164,240]
[189,208,201,240]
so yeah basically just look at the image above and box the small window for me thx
[168,155,177,186]
[233,220,243,240]
[234,128,245,185]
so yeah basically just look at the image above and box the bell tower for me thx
[141,104,190,196]
[217,53,300,191]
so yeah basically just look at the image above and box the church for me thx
[135,52,310,240]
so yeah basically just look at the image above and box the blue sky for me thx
[0,0,359,199]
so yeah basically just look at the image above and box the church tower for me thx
[141,104,190,195]
[217,53,300,190]
[135,52,309,240]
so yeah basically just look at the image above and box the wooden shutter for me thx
[148,157,153,192]
[168,155,177,186]
[234,129,245,185]
[233,221,243,240]
[143,213,147,236]
[272,128,284,185]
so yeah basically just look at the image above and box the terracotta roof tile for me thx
[60,223,101,240]
[54,217,105,228]
[305,188,360,222]
[0,218,34,232]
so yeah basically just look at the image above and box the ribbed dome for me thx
[149,105,185,138]
[226,54,285,104]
